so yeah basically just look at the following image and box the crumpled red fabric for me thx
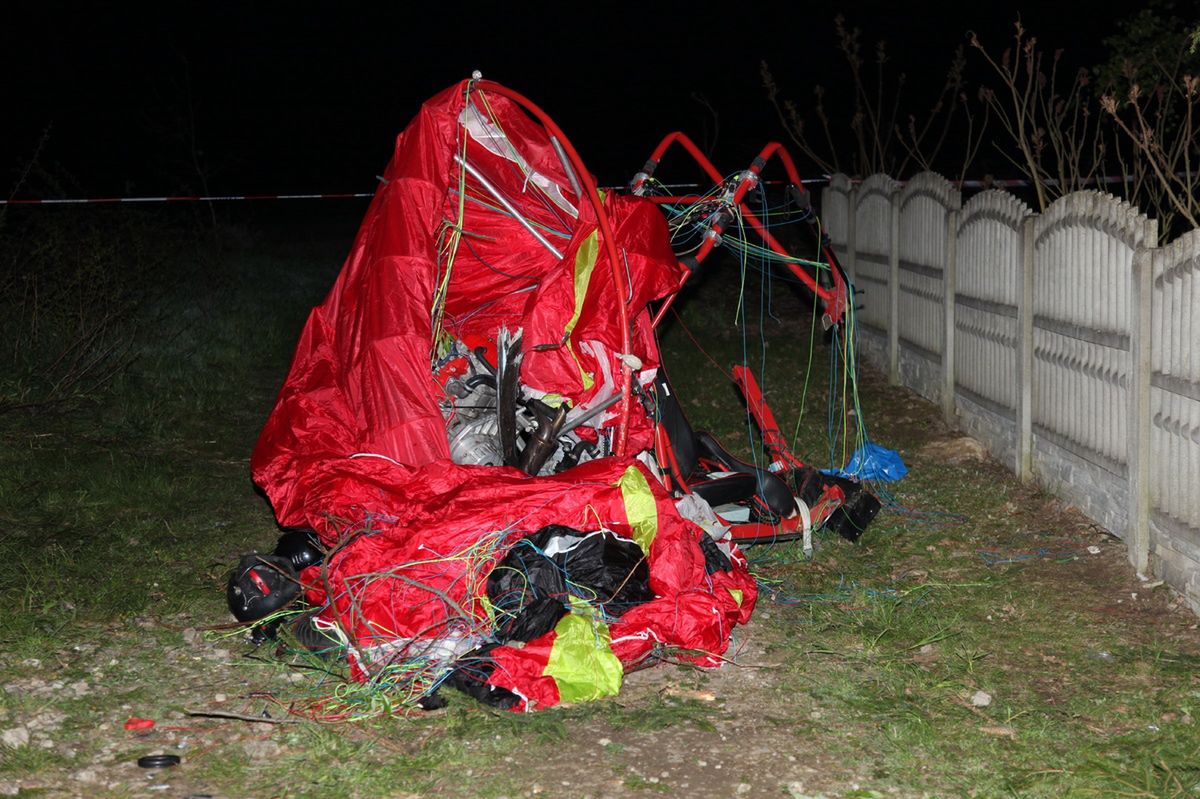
[250,80,756,708]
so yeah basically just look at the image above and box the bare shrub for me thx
[763,14,987,181]
[0,160,190,415]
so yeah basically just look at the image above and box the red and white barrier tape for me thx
[0,173,1145,206]
[0,192,375,206]
[1,178,836,207]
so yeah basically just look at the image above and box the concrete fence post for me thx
[942,209,958,425]
[1128,245,1153,575]
[888,189,901,385]
[846,187,858,285]
[1017,215,1036,482]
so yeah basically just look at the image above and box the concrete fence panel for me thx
[953,190,1032,466]
[821,173,854,277]
[1030,192,1156,540]
[852,174,902,371]
[1148,229,1200,610]
[897,172,962,403]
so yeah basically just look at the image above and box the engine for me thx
[438,331,608,474]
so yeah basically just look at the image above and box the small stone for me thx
[597,737,611,747]
[971,690,993,707]
[181,628,202,645]
[242,739,282,761]
[214,693,227,703]
[28,709,66,732]
[1,727,29,749]
[19,659,40,670]
[71,769,100,784]
[0,779,19,796]
[736,784,752,795]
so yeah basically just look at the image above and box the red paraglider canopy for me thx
[250,78,756,710]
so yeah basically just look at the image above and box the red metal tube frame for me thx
[730,365,807,472]
[473,80,635,456]
[634,132,849,328]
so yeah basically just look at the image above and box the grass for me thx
[1,209,1199,798]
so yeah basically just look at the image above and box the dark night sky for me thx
[4,3,1121,197]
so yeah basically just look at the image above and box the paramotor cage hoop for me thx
[630,131,850,331]
[471,80,637,458]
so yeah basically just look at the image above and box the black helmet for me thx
[226,554,300,622]
[273,529,324,570]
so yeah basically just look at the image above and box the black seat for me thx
[652,370,797,521]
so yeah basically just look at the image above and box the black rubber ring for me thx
[137,754,182,768]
